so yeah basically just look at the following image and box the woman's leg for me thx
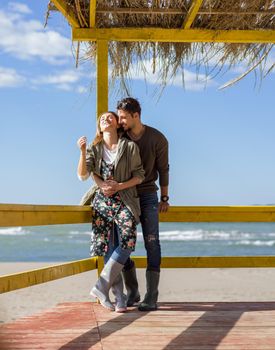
[104,223,119,264]
[111,207,137,310]
[110,225,131,312]
[90,212,116,310]
[104,224,128,313]
[90,223,131,311]
[90,253,126,311]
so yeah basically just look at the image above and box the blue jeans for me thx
[104,223,132,265]
[125,192,161,272]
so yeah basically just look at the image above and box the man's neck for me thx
[128,123,145,141]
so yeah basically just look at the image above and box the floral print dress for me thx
[90,159,137,257]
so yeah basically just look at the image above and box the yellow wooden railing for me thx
[1,204,275,294]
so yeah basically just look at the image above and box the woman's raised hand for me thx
[77,136,87,153]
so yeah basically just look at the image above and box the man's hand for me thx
[159,201,169,213]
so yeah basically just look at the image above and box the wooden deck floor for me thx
[1,301,275,349]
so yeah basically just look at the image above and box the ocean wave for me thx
[231,240,275,246]
[0,227,30,235]
[69,230,92,236]
[159,230,260,241]
[68,228,275,242]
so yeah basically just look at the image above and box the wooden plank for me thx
[97,256,104,277]
[182,0,204,29]
[90,0,96,27]
[159,206,275,222]
[2,204,275,227]
[132,256,275,269]
[51,0,79,28]
[160,256,275,268]
[2,302,275,349]
[2,255,275,294]
[0,204,92,227]
[0,302,102,349]
[0,258,97,293]
[96,40,108,118]
[95,8,275,16]
[72,28,275,44]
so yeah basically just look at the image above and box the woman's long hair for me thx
[92,111,123,146]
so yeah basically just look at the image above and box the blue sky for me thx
[0,1,274,206]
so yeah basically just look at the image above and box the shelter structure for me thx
[1,4,275,348]
[48,0,275,116]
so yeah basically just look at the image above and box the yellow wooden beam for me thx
[2,256,275,293]
[96,40,108,118]
[0,204,92,227]
[51,0,79,28]
[0,258,97,294]
[90,0,96,27]
[1,204,275,227]
[182,0,204,29]
[72,28,275,44]
[159,206,275,222]
[132,256,275,269]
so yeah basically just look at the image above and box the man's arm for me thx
[159,186,169,212]
[156,135,170,212]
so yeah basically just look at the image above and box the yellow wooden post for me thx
[182,0,204,29]
[96,40,108,118]
[96,256,104,304]
[97,256,104,278]
[90,0,96,28]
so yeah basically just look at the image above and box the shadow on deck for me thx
[1,301,275,349]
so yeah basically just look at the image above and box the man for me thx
[117,97,169,311]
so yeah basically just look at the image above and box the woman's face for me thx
[99,113,118,132]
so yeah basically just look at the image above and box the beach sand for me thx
[1,262,275,323]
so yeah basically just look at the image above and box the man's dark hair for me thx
[116,97,141,116]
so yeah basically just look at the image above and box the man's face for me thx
[117,109,135,131]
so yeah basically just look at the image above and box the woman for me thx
[77,111,144,312]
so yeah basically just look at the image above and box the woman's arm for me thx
[116,176,142,190]
[77,136,89,180]
[77,136,96,181]
[105,142,144,194]
[103,177,142,196]
[93,174,142,194]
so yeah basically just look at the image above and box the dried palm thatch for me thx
[47,0,275,93]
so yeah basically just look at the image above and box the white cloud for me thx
[0,66,25,87]
[32,70,81,85]
[8,2,32,14]
[0,5,71,64]
[0,66,90,92]
[30,69,90,91]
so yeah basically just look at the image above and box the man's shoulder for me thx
[145,125,168,142]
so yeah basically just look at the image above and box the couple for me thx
[77,97,169,313]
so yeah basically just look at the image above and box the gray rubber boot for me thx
[138,270,160,311]
[111,273,127,313]
[90,257,124,311]
[122,262,141,307]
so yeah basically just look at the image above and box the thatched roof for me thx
[48,1,275,92]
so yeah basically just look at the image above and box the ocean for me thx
[1,222,275,262]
